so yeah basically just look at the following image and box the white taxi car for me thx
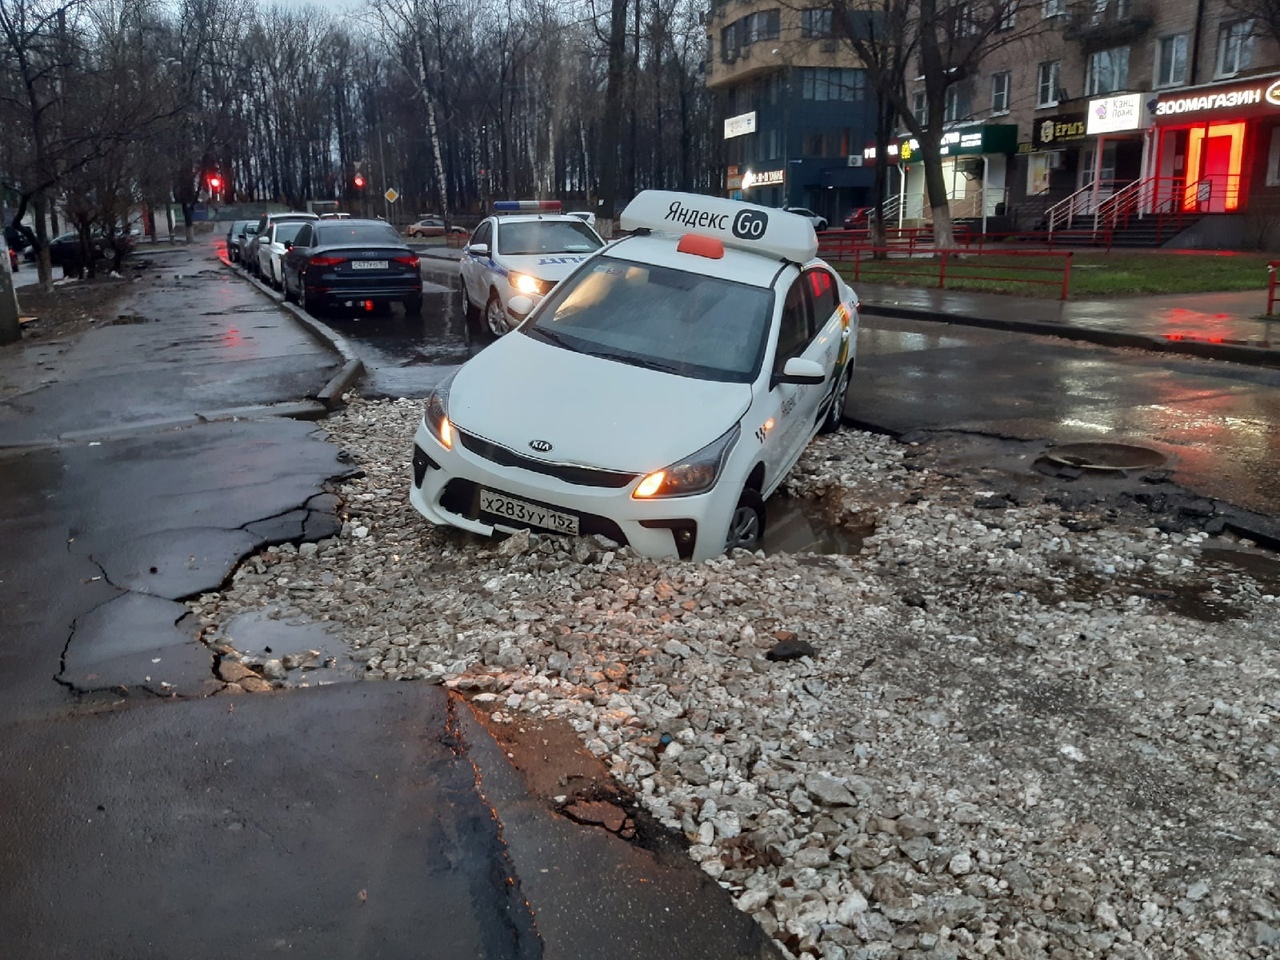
[459,200,605,337]
[411,190,859,562]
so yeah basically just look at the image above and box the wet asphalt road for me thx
[0,247,779,960]
[344,257,1280,522]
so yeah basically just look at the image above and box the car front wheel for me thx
[485,289,509,337]
[725,488,765,553]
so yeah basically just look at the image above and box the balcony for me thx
[1063,0,1153,50]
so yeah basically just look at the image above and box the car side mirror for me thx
[776,357,826,385]
[468,243,489,257]
[508,295,535,320]
[284,241,293,250]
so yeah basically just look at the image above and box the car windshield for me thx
[274,222,307,243]
[520,256,773,383]
[317,223,402,245]
[498,220,602,256]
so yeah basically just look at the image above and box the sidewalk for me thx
[852,283,1280,368]
[418,243,1280,367]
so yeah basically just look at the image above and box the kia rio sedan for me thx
[410,190,859,562]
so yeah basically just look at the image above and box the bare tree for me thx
[827,0,1033,248]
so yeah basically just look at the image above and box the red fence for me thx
[820,244,1074,300]
[1268,261,1280,316]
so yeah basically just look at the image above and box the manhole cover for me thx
[1044,442,1166,472]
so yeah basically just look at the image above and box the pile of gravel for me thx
[188,396,1280,960]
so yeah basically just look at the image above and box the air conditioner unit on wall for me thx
[848,155,864,167]
[1048,150,1066,170]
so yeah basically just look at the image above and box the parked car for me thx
[408,216,470,238]
[256,220,311,288]
[319,212,351,220]
[281,218,423,317]
[225,220,256,263]
[411,191,858,561]
[246,212,318,277]
[783,207,828,232]
[46,231,110,270]
[235,223,259,264]
[460,201,605,337]
[843,207,875,229]
[566,211,597,228]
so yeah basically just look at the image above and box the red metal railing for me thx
[1268,261,1280,316]
[820,225,972,259]
[823,244,1074,300]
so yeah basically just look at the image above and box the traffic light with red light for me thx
[208,175,222,190]
[353,173,366,189]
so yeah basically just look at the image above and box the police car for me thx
[411,190,859,562]
[459,201,605,337]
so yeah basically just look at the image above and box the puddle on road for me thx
[215,608,361,687]
[763,493,873,556]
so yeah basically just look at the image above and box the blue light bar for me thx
[493,200,563,213]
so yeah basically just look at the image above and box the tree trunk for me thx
[596,0,629,232]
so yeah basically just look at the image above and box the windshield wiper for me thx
[524,326,579,351]
[593,352,682,374]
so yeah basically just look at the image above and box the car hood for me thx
[497,252,596,282]
[450,335,752,473]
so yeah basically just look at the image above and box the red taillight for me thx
[309,255,345,267]
[393,255,420,268]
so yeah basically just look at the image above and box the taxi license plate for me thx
[352,260,388,270]
[480,490,579,535]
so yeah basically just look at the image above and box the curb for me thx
[859,303,1280,369]
[220,255,365,408]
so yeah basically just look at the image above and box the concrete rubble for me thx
[188,396,1280,960]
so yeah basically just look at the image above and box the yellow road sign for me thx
[384,188,400,203]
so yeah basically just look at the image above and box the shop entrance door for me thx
[1184,121,1245,212]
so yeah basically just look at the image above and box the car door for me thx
[285,224,313,290]
[760,276,814,487]
[462,220,492,303]
[799,267,845,425]
[770,268,842,477]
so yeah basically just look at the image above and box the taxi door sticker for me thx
[835,302,852,366]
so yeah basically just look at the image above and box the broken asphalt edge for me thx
[218,255,365,408]
[859,303,1280,370]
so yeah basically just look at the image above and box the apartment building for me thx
[705,1,878,224]
[880,0,1280,240]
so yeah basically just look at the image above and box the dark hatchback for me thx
[282,219,423,316]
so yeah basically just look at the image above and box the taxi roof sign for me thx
[619,190,818,264]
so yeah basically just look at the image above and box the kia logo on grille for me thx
[529,439,553,452]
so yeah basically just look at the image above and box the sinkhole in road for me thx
[762,492,874,556]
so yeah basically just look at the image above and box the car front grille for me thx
[457,430,639,489]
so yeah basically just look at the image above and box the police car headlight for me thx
[424,374,456,450]
[633,423,740,499]
[510,272,542,295]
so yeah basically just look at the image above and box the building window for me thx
[1156,34,1188,88]
[1217,19,1254,77]
[1042,0,1063,16]
[768,128,779,160]
[1086,46,1128,96]
[741,9,780,45]
[1037,60,1060,107]
[991,71,1010,114]
[913,90,927,125]
[944,85,971,122]
[721,24,738,62]
[800,67,866,101]
[998,1,1018,31]
[1267,127,1280,187]
[801,8,832,37]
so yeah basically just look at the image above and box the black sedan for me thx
[281,219,423,316]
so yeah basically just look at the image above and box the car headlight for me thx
[633,423,740,499]
[510,272,543,296]
[424,374,456,450]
